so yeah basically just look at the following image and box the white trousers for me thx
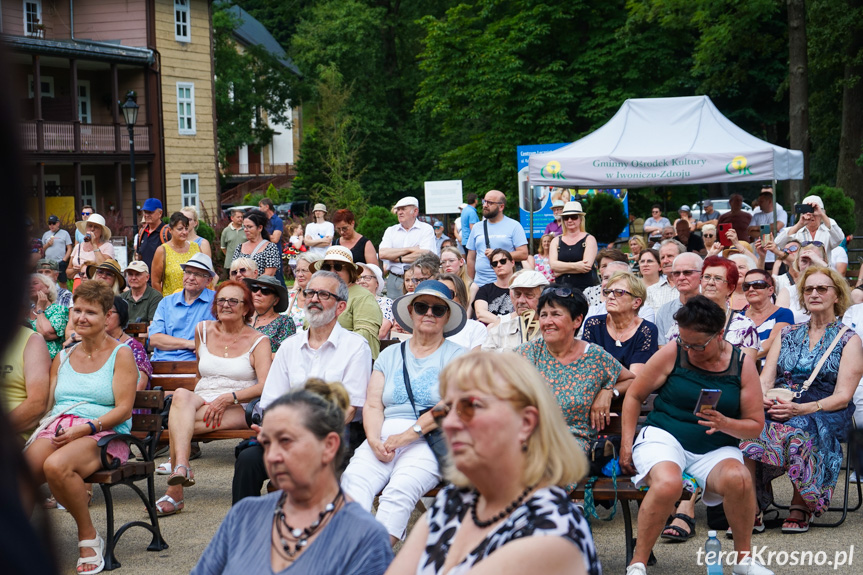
[341,418,441,540]
[853,378,863,429]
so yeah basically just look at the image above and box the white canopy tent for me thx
[528,95,804,188]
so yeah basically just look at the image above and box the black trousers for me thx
[231,421,367,505]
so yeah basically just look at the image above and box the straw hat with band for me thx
[86,259,127,290]
[392,280,466,337]
[243,275,289,314]
[75,213,112,240]
[561,201,585,216]
[313,246,359,281]
[357,262,385,296]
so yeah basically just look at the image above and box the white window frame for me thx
[27,74,54,98]
[181,174,199,208]
[176,82,196,135]
[174,0,191,42]
[24,0,42,36]
[78,80,91,123]
[80,176,96,207]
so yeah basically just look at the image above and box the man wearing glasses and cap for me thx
[750,184,787,272]
[136,197,170,274]
[149,253,216,361]
[379,196,436,298]
[41,215,72,284]
[121,260,163,323]
[544,200,565,236]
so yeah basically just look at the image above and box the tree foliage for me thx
[811,185,856,236]
[585,194,628,245]
[356,206,398,248]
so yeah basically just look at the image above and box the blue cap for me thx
[141,198,163,212]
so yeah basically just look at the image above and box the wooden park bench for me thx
[83,389,168,570]
[570,394,692,566]
[125,322,149,348]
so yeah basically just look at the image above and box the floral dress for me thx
[532,254,555,283]
[740,322,856,516]
[29,303,69,359]
[282,290,305,330]
[516,339,621,452]
[417,485,601,575]
[254,315,296,353]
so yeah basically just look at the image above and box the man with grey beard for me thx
[231,271,373,503]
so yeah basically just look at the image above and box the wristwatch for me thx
[412,423,423,436]
[610,387,620,398]
[232,392,239,405]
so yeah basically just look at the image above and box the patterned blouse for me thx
[377,295,394,322]
[30,303,69,359]
[417,485,601,575]
[254,315,296,353]
[517,339,622,452]
[665,311,761,352]
[232,241,281,276]
[282,290,306,330]
[532,254,555,283]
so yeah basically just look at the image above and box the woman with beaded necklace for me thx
[192,380,393,575]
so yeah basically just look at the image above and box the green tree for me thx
[213,5,299,167]
[811,185,855,237]
[585,194,628,245]
[356,205,398,248]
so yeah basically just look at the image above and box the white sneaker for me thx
[626,563,647,575]
[156,460,172,475]
[849,471,859,483]
[732,556,774,575]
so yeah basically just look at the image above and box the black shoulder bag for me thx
[400,342,449,471]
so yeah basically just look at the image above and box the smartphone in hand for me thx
[795,203,814,214]
[693,389,722,415]
[718,224,732,247]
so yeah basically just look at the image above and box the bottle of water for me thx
[705,530,723,574]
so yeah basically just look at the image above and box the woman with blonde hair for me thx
[181,206,213,258]
[439,247,471,289]
[29,274,68,359]
[628,235,647,275]
[229,257,259,281]
[549,202,598,290]
[386,352,600,575]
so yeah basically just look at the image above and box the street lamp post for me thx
[120,91,140,239]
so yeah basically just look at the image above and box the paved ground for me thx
[46,441,862,574]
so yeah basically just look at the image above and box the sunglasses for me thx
[412,301,448,317]
[803,285,835,295]
[783,245,800,254]
[743,280,770,291]
[671,269,700,278]
[677,331,719,351]
[81,211,93,216]
[216,297,242,307]
[431,397,485,425]
[230,268,249,276]
[801,241,824,248]
[703,233,715,238]
[602,288,632,298]
[321,262,346,273]
[491,259,510,268]
[542,286,575,298]
[249,285,275,296]
[561,214,581,221]
[407,277,430,285]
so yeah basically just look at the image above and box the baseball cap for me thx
[36,258,58,271]
[702,199,713,207]
[47,215,60,224]
[141,198,163,212]
[394,196,419,209]
[458,203,467,210]
[126,261,150,274]
[678,205,691,213]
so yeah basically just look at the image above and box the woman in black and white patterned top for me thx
[385,352,601,575]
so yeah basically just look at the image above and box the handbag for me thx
[764,326,849,403]
[400,342,449,470]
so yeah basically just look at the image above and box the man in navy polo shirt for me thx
[136,197,169,276]
[150,253,216,361]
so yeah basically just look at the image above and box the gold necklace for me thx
[81,335,109,359]
[222,326,245,357]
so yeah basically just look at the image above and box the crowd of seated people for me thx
[8,189,863,575]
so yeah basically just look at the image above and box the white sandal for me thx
[156,459,172,475]
[77,535,105,575]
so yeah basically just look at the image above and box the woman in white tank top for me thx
[156,281,273,517]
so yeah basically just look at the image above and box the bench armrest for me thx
[245,398,261,428]
[95,432,152,470]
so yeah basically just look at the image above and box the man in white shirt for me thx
[842,303,863,438]
[774,194,844,263]
[379,196,436,298]
[656,252,704,345]
[304,203,335,256]
[750,185,788,272]
[232,271,373,502]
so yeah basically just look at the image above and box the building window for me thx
[27,75,54,98]
[80,176,96,207]
[181,174,198,207]
[24,0,42,36]
[177,82,195,135]
[174,0,190,42]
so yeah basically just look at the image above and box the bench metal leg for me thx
[101,486,121,571]
[622,499,634,565]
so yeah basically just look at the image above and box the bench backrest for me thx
[151,361,198,393]
[125,322,149,346]
[603,393,657,437]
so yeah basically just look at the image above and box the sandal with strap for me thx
[77,534,105,574]
[155,494,185,517]
[167,464,195,487]
[661,513,696,542]
[782,504,811,534]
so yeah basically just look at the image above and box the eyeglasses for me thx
[230,268,249,277]
[743,280,770,291]
[803,285,835,296]
[490,259,510,268]
[701,274,727,285]
[407,276,430,286]
[334,226,350,234]
[411,301,449,317]
[602,288,633,298]
[184,269,211,280]
[249,285,275,296]
[562,214,581,221]
[482,199,505,206]
[303,289,341,301]
[321,262,346,273]
[242,224,257,230]
[801,241,824,248]
[216,297,242,308]
[677,331,719,351]
[542,287,575,298]
[431,396,485,425]
[358,274,376,282]
[670,269,701,278]
[783,245,800,254]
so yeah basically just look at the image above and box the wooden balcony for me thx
[20,121,150,154]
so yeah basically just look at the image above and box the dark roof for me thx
[2,35,154,65]
[224,5,301,77]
